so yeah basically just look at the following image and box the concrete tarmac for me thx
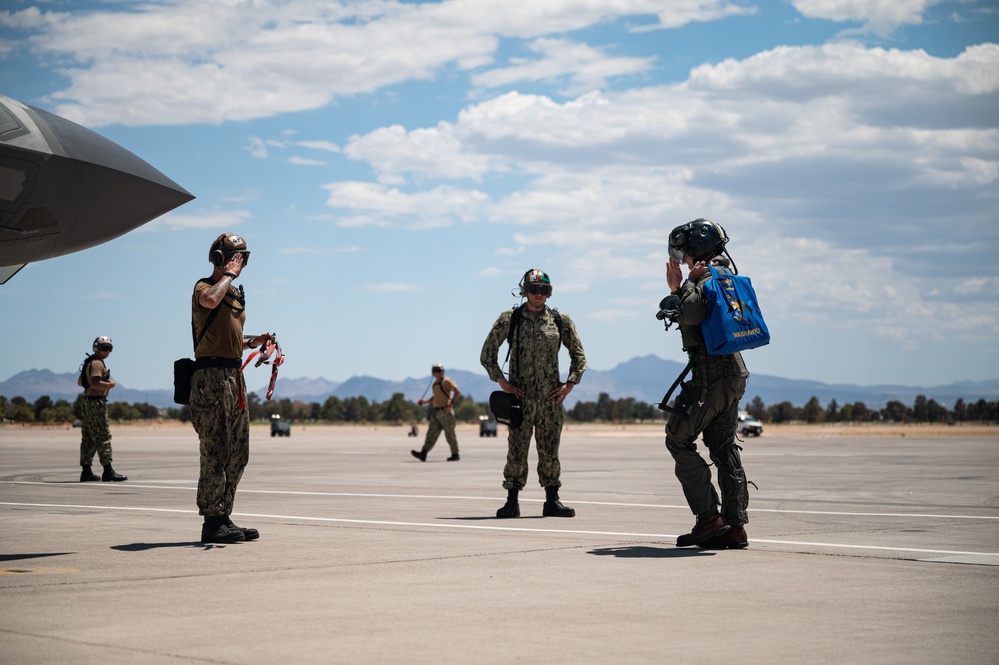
[1,423,997,665]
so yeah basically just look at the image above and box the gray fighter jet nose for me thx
[0,93,194,276]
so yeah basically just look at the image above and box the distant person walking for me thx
[190,233,274,544]
[78,336,127,482]
[663,218,751,549]
[412,363,461,461]
[480,269,586,518]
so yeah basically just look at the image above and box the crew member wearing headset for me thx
[78,336,127,482]
[480,269,586,518]
[411,363,462,462]
[664,218,751,549]
[190,233,271,544]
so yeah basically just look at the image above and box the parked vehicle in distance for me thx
[738,412,763,437]
[270,414,292,437]
[479,415,498,437]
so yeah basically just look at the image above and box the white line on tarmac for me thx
[2,500,998,560]
[4,480,999,521]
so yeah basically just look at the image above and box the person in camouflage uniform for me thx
[480,269,586,518]
[190,233,271,544]
[664,218,751,549]
[78,335,127,482]
[411,363,461,462]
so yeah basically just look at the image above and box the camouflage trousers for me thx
[190,366,249,517]
[502,396,565,491]
[80,398,112,467]
[665,373,749,527]
[422,408,459,455]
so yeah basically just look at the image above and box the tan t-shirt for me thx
[84,358,110,398]
[430,377,456,408]
[192,279,246,359]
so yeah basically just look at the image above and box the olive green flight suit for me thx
[665,264,751,527]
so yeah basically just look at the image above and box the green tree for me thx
[10,396,34,422]
[567,400,597,422]
[825,399,839,422]
[321,396,345,422]
[383,392,411,423]
[952,398,967,423]
[803,396,823,423]
[881,400,909,423]
[33,395,54,420]
[453,396,485,422]
[747,396,767,422]
[769,401,797,424]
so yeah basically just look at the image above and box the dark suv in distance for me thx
[738,412,763,437]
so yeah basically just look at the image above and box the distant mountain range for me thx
[3,355,998,411]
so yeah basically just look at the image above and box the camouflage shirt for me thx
[480,305,587,401]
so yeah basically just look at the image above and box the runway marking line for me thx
[2,500,998,560]
[3,481,998,521]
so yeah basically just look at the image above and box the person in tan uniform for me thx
[78,336,127,482]
[190,233,271,544]
[411,363,461,462]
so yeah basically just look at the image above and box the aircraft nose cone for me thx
[0,94,194,268]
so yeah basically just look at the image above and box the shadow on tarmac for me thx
[587,546,714,559]
[443,515,547,521]
[0,552,76,562]
[110,542,225,552]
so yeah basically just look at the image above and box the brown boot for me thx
[676,512,730,547]
[699,526,748,550]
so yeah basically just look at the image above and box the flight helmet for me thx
[93,336,113,353]
[519,269,552,297]
[209,233,250,267]
[668,218,729,263]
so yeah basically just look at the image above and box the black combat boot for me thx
[496,489,520,518]
[410,449,427,462]
[101,464,127,482]
[225,516,259,541]
[201,516,245,544]
[80,465,100,482]
[542,486,575,518]
[446,453,460,462]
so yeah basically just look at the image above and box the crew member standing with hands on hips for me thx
[480,269,586,519]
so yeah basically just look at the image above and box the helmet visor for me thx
[668,244,686,263]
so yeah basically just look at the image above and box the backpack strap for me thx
[191,278,224,353]
[504,305,564,380]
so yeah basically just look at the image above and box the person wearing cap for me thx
[664,218,751,550]
[411,363,461,462]
[77,336,127,482]
[190,233,271,544]
[480,269,586,518]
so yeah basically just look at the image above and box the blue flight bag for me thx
[701,264,770,355]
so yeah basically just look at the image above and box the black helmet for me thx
[668,218,729,262]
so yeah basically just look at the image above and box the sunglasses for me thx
[526,284,552,296]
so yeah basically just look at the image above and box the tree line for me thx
[745,395,999,424]
[3,392,997,425]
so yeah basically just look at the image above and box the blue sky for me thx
[1,0,997,396]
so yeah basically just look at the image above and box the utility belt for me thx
[194,357,242,370]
